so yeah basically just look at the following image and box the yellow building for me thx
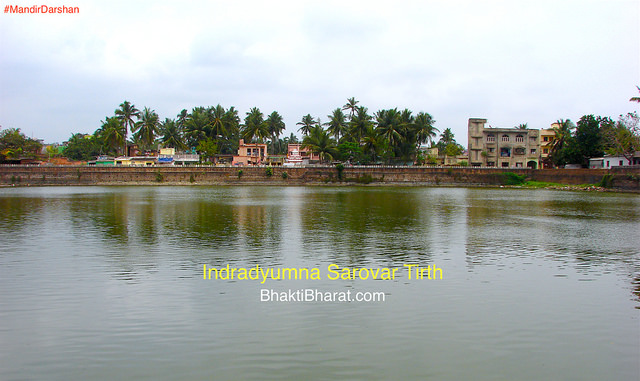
[540,126,556,168]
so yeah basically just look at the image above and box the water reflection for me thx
[1,186,639,380]
[299,188,434,266]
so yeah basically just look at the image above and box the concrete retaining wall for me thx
[0,165,638,190]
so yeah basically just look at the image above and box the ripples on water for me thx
[0,186,638,380]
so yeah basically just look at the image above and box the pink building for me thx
[286,144,320,165]
[233,139,268,166]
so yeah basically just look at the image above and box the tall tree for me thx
[114,100,140,155]
[184,107,211,147]
[573,115,610,166]
[348,106,373,143]
[208,104,231,140]
[630,86,640,103]
[242,107,268,143]
[132,107,159,150]
[325,108,348,141]
[375,108,403,148]
[602,112,640,164]
[342,97,359,120]
[296,114,318,136]
[414,112,438,148]
[159,118,185,150]
[97,116,126,155]
[301,125,337,163]
[266,111,286,144]
[549,119,576,167]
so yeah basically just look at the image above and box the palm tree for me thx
[550,119,574,155]
[414,111,438,150]
[177,109,188,128]
[132,107,159,150]
[114,100,140,155]
[630,86,640,103]
[516,123,528,129]
[208,104,230,140]
[440,128,455,145]
[302,125,337,162]
[185,107,211,147]
[296,114,317,136]
[325,108,348,141]
[159,118,185,150]
[97,116,126,155]
[242,107,268,143]
[265,111,286,153]
[348,106,373,143]
[375,108,402,148]
[342,97,359,120]
[361,125,381,163]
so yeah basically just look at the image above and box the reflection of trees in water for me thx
[299,189,434,267]
[160,192,284,267]
[464,190,640,307]
[0,197,45,237]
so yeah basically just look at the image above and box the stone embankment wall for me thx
[0,165,638,190]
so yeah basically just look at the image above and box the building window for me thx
[515,162,523,168]
[514,147,525,155]
[487,161,495,167]
[543,148,549,154]
[487,134,495,142]
[502,135,509,142]
[530,149,536,154]
[606,161,609,168]
[543,136,549,142]
[619,160,623,166]
[488,148,495,153]
[515,135,524,142]
[501,162,509,167]
[500,147,511,157]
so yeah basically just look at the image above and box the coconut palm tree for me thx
[296,114,317,136]
[324,108,348,142]
[302,125,337,162]
[348,106,373,143]
[114,100,140,155]
[132,107,159,150]
[208,104,230,140]
[242,107,268,143]
[550,119,574,155]
[342,97,359,120]
[159,118,185,150]
[440,128,455,145]
[265,111,286,153]
[414,112,438,148]
[630,86,640,103]
[97,116,126,155]
[375,108,402,148]
[185,107,212,147]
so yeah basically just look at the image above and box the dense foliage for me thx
[0,127,43,163]
[58,98,441,164]
[548,113,639,167]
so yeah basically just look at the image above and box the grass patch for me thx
[502,172,526,185]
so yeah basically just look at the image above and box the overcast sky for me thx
[1,0,638,145]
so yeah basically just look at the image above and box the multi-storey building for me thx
[539,126,556,168]
[468,118,541,168]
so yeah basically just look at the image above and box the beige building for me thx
[233,139,268,166]
[468,118,540,168]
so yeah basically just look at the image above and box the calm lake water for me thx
[0,186,638,380]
